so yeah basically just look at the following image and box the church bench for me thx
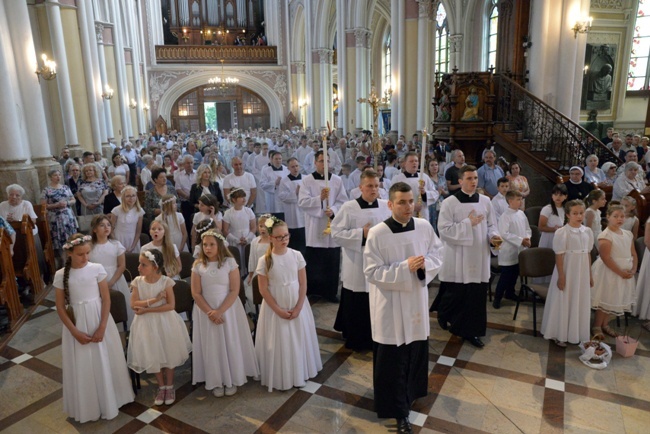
[10,215,44,297]
[0,228,23,326]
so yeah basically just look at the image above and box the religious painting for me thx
[581,44,617,111]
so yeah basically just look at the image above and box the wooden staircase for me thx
[492,74,622,184]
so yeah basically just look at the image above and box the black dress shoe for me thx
[466,337,485,348]
[437,316,449,330]
[396,417,413,434]
[492,298,501,309]
[504,294,519,301]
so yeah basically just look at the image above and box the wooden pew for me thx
[10,215,44,297]
[0,228,23,325]
[629,189,648,236]
[33,204,56,283]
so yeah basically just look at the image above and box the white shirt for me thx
[260,164,290,213]
[173,170,196,201]
[497,208,531,266]
[278,174,304,229]
[223,172,257,206]
[391,172,440,221]
[491,193,508,220]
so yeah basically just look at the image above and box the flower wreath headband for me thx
[142,250,158,267]
[158,196,176,207]
[228,187,244,199]
[195,223,214,234]
[201,229,226,243]
[63,235,92,250]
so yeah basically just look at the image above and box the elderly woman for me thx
[107,153,130,181]
[77,163,108,215]
[140,155,155,188]
[163,152,177,175]
[506,162,530,210]
[104,175,126,214]
[613,162,650,200]
[601,162,618,186]
[41,169,78,252]
[584,154,606,186]
[563,166,594,201]
[189,164,224,211]
[144,167,179,222]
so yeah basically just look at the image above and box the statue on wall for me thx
[436,87,451,122]
[581,43,617,111]
[461,86,482,121]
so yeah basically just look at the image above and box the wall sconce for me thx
[143,103,149,113]
[572,17,593,38]
[583,65,589,75]
[35,54,56,82]
[181,28,190,42]
[298,98,308,109]
[101,85,114,100]
[129,98,137,109]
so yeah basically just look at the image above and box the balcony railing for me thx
[155,45,277,64]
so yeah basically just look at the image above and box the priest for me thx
[364,182,443,434]
[391,151,439,223]
[298,150,348,302]
[432,165,501,348]
[331,169,391,351]
[260,150,289,220]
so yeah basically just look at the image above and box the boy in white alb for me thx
[491,177,510,220]
[493,190,531,309]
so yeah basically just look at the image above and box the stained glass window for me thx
[628,0,650,90]
[435,2,449,74]
[384,33,391,94]
[487,0,498,70]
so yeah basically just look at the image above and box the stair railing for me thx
[494,74,622,171]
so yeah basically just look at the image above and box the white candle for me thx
[322,134,329,189]
[420,129,427,177]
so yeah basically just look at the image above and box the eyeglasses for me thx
[272,234,291,241]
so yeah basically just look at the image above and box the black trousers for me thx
[304,246,340,299]
[180,200,194,251]
[494,264,519,300]
[288,227,306,257]
[373,340,429,419]
[433,281,488,338]
[334,288,373,351]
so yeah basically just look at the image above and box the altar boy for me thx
[363,182,443,434]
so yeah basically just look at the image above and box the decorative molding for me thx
[449,34,463,53]
[149,71,198,110]
[586,32,621,45]
[353,28,372,48]
[243,70,288,108]
[418,0,434,19]
[291,61,306,74]
[313,48,334,64]
[95,23,104,43]
[590,0,623,9]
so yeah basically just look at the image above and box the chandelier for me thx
[208,59,239,95]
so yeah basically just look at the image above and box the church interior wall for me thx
[104,45,124,143]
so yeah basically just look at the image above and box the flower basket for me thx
[578,341,612,370]
[615,335,638,358]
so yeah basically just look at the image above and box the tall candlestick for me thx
[420,129,427,176]
[322,131,329,188]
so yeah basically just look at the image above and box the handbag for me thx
[77,214,94,233]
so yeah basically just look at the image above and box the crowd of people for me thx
[2,126,650,433]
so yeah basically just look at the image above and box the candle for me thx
[420,129,427,177]
[322,132,329,189]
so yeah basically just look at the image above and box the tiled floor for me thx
[2,283,650,433]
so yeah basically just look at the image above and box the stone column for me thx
[125,0,145,135]
[303,0,314,128]
[291,62,306,125]
[312,49,334,130]
[416,0,433,132]
[95,23,115,152]
[46,0,79,148]
[449,34,463,72]
[76,0,103,152]
[108,0,133,142]
[4,0,60,188]
[335,0,348,134]
[136,0,151,132]
[354,28,372,132]
[0,2,39,202]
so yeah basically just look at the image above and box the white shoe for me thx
[225,385,237,396]
[253,375,261,381]
[212,387,225,398]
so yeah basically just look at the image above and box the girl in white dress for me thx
[127,249,192,406]
[540,200,594,347]
[584,189,606,251]
[155,194,188,253]
[621,196,640,239]
[192,219,218,258]
[254,217,322,391]
[191,194,223,251]
[247,214,271,285]
[591,204,638,339]
[634,217,650,330]
[223,188,256,276]
[110,186,144,253]
[191,230,260,397]
[54,234,134,422]
[141,220,182,279]
[536,184,568,283]
[89,215,134,326]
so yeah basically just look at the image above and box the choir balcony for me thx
[155,44,277,64]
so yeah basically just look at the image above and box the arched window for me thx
[435,2,449,74]
[486,0,498,70]
[384,32,391,93]
[627,1,650,90]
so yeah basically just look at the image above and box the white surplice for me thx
[260,164,289,213]
[298,172,348,248]
[391,172,440,221]
[278,174,304,229]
